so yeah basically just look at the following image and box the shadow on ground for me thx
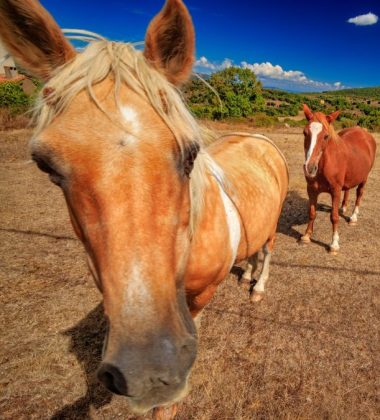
[51,304,112,419]
[278,190,332,251]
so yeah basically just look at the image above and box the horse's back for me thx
[340,127,377,166]
[332,127,376,188]
[207,133,288,257]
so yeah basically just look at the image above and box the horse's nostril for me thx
[158,377,170,386]
[97,363,128,396]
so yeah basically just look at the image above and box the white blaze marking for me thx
[120,106,141,145]
[305,122,323,166]
[125,264,153,315]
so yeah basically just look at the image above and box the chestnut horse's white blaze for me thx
[305,122,322,167]
[0,0,289,416]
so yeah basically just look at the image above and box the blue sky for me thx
[41,0,380,92]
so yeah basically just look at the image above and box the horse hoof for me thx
[300,235,311,244]
[329,248,339,256]
[250,291,264,303]
[349,220,357,226]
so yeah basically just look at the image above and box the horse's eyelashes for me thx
[183,142,200,178]
[32,154,64,186]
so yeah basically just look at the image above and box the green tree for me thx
[209,67,263,117]
[183,67,264,119]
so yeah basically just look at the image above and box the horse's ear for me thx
[303,104,314,121]
[0,0,76,81]
[144,0,195,85]
[327,110,340,123]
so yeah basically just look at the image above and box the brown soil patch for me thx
[1,126,379,419]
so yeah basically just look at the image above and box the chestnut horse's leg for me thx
[301,188,319,243]
[341,190,350,214]
[349,181,366,225]
[242,252,259,283]
[251,236,275,303]
[329,188,342,254]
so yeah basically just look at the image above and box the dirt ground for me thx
[0,124,379,419]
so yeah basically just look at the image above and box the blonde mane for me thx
[32,40,220,235]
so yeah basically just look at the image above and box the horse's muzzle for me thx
[98,333,197,413]
[304,163,318,178]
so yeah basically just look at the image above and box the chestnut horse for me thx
[301,104,376,254]
[0,0,288,416]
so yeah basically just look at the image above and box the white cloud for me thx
[241,61,308,82]
[347,12,378,26]
[194,57,346,92]
[194,56,216,70]
[220,58,233,69]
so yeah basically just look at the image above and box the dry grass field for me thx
[0,124,379,419]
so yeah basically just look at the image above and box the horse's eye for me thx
[32,153,64,186]
[324,134,329,140]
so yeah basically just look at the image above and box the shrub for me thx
[252,113,278,127]
[0,81,32,113]
[339,117,356,129]
[283,117,307,127]
[0,108,30,130]
[358,115,380,131]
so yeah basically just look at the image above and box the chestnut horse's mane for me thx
[32,40,221,235]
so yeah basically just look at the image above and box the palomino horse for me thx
[0,0,288,415]
[301,104,376,254]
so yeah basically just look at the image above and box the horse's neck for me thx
[322,138,344,166]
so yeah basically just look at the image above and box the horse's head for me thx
[302,104,340,178]
[0,0,200,413]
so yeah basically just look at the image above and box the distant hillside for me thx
[183,70,380,130]
[322,86,380,99]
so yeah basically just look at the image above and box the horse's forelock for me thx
[313,113,339,142]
